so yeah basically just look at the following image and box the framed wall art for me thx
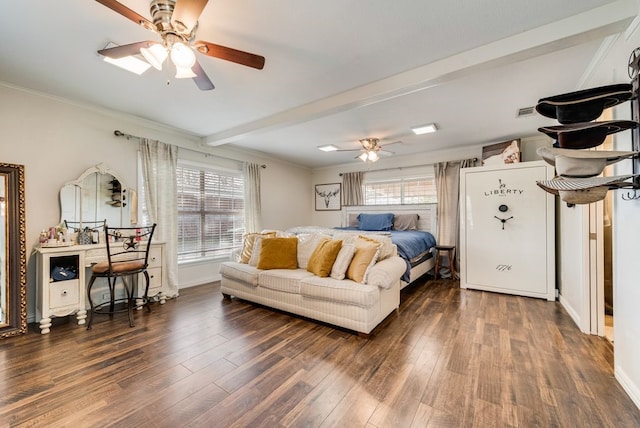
[482,139,521,166]
[315,183,342,211]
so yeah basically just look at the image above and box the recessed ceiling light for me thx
[411,123,438,135]
[101,42,151,75]
[318,145,339,152]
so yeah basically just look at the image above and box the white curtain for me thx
[243,162,262,233]
[434,158,476,278]
[139,138,179,297]
[342,172,364,206]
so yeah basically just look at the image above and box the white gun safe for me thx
[459,161,556,301]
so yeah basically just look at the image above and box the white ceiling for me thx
[0,0,637,168]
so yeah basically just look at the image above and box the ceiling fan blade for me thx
[195,40,265,70]
[95,0,154,30]
[171,0,209,33]
[379,150,394,156]
[98,41,156,59]
[382,140,403,147]
[192,60,215,90]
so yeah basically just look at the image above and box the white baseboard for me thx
[559,293,585,333]
[178,274,221,289]
[615,365,640,411]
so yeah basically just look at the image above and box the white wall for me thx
[0,83,312,320]
[308,135,546,228]
[310,144,485,227]
[177,145,312,286]
[577,25,640,407]
[611,73,640,408]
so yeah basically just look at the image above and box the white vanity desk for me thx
[35,241,166,334]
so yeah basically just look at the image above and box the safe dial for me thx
[498,204,509,212]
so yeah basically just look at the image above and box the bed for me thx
[287,204,437,289]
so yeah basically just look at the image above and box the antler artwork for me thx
[316,187,341,208]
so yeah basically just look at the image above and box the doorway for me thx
[596,127,615,343]
[603,189,614,342]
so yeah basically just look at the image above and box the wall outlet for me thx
[101,293,110,301]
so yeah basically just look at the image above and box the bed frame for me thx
[343,204,437,289]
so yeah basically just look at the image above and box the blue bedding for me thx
[335,227,436,282]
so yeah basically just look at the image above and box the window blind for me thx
[176,163,245,261]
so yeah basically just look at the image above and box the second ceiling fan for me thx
[95,0,265,90]
[334,138,399,163]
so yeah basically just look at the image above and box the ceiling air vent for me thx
[516,106,536,117]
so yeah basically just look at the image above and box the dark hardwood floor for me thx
[1,278,639,427]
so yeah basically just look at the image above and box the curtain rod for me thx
[113,130,266,168]
[338,157,477,176]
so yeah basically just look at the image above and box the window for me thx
[176,163,245,262]
[364,176,436,205]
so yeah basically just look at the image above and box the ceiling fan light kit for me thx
[95,0,265,90]
[358,138,381,163]
[323,137,398,163]
[170,41,196,68]
[359,150,379,163]
[140,43,168,70]
[175,65,197,78]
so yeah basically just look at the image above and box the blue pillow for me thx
[357,213,395,231]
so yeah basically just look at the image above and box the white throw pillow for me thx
[297,233,331,269]
[330,243,356,280]
[333,232,395,260]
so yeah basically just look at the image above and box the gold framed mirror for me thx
[0,162,27,338]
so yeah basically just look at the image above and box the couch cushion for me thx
[300,276,379,308]
[307,239,342,277]
[257,237,298,269]
[219,262,261,286]
[259,269,314,294]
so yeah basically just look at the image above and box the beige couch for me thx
[219,232,407,336]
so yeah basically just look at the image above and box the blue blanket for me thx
[335,228,436,282]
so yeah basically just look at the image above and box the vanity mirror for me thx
[0,162,27,339]
[60,163,137,230]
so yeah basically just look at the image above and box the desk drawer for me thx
[84,248,106,265]
[148,247,162,268]
[49,279,80,308]
[140,267,162,297]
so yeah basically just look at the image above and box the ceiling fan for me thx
[95,0,265,90]
[330,138,399,163]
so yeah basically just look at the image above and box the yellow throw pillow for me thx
[240,232,276,263]
[256,237,298,269]
[357,234,395,260]
[346,238,381,283]
[307,239,343,277]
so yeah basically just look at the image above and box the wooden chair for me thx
[86,224,156,329]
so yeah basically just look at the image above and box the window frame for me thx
[363,174,437,205]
